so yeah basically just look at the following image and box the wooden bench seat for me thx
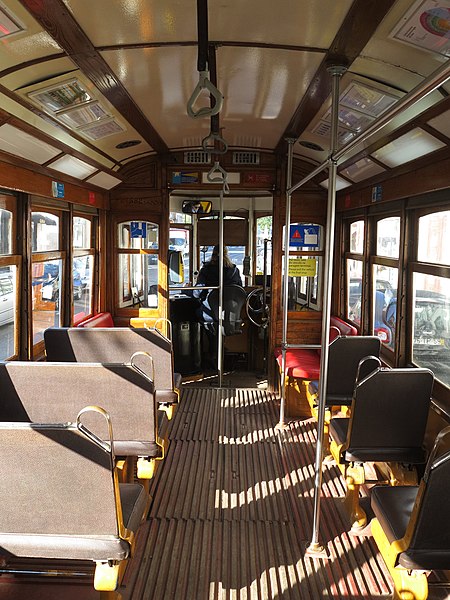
[44,326,180,417]
[0,360,163,479]
[0,416,148,592]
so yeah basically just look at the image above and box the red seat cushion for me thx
[77,312,114,328]
[330,316,357,336]
[274,348,320,379]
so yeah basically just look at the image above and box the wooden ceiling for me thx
[0,0,449,188]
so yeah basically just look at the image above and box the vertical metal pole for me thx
[308,64,347,553]
[278,138,296,428]
[217,189,224,386]
[262,238,269,371]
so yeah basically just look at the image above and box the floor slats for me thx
[129,387,399,599]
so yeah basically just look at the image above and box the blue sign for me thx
[289,225,320,248]
[372,184,382,202]
[52,181,65,198]
[130,221,147,238]
[172,171,199,184]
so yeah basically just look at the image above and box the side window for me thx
[372,216,400,349]
[0,199,18,360]
[73,216,95,324]
[169,226,190,285]
[412,210,450,387]
[345,220,364,325]
[31,210,63,353]
[282,222,323,312]
[117,221,159,309]
[256,216,272,278]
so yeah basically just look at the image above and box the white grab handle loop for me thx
[187,71,224,119]
[202,132,228,155]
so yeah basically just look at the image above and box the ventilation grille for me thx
[184,151,211,164]
[232,151,260,165]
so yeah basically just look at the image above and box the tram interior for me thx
[1,0,450,598]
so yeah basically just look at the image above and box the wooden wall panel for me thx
[337,153,450,212]
[0,161,108,209]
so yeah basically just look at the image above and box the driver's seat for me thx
[204,285,247,336]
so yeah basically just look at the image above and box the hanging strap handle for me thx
[187,0,223,119]
[187,71,223,119]
[202,131,228,154]
[207,161,230,194]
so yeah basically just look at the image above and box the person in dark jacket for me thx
[194,245,242,320]
[194,245,242,362]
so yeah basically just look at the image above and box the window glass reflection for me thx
[376,217,400,258]
[0,209,12,255]
[0,265,16,359]
[73,255,93,322]
[373,265,398,348]
[32,259,62,344]
[118,221,158,250]
[73,217,91,249]
[417,211,450,266]
[118,254,158,308]
[350,220,364,254]
[31,212,59,252]
[347,259,363,324]
[412,273,450,387]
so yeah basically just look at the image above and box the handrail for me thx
[288,58,450,197]
[76,405,114,458]
[187,71,224,119]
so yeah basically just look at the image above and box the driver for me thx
[194,245,242,322]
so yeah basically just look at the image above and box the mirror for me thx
[182,200,212,215]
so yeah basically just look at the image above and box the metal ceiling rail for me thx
[287,58,450,197]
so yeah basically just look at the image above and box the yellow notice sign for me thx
[288,258,317,277]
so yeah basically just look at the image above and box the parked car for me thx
[41,268,83,303]
[382,291,450,356]
[0,275,14,326]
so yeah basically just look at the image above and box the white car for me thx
[0,276,14,326]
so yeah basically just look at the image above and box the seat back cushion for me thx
[77,312,114,328]
[0,362,158,456]
[44,327,176,400]
[349,368,433,452]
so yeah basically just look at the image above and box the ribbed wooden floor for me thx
[126,387,396,600]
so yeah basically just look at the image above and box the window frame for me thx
[72,213,97,324]
[408,207,450,401]
[114,218,160,317]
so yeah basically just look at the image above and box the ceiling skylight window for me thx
[48,155,97,179]
[323,106,374,133]
[311,80,400,148]
[0,124,60,164]
[86,172,122,190]
[371,128,446,168]
[319,175,352,191]
[312,121,355,145]
[55,102,108,128]
[427,109,450,139]
[27,78,124,140]
[79,118,124,140]
[28,79,92,113]
[340,82,398,118]
[340,157,386,183]
[0,4,24,38]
